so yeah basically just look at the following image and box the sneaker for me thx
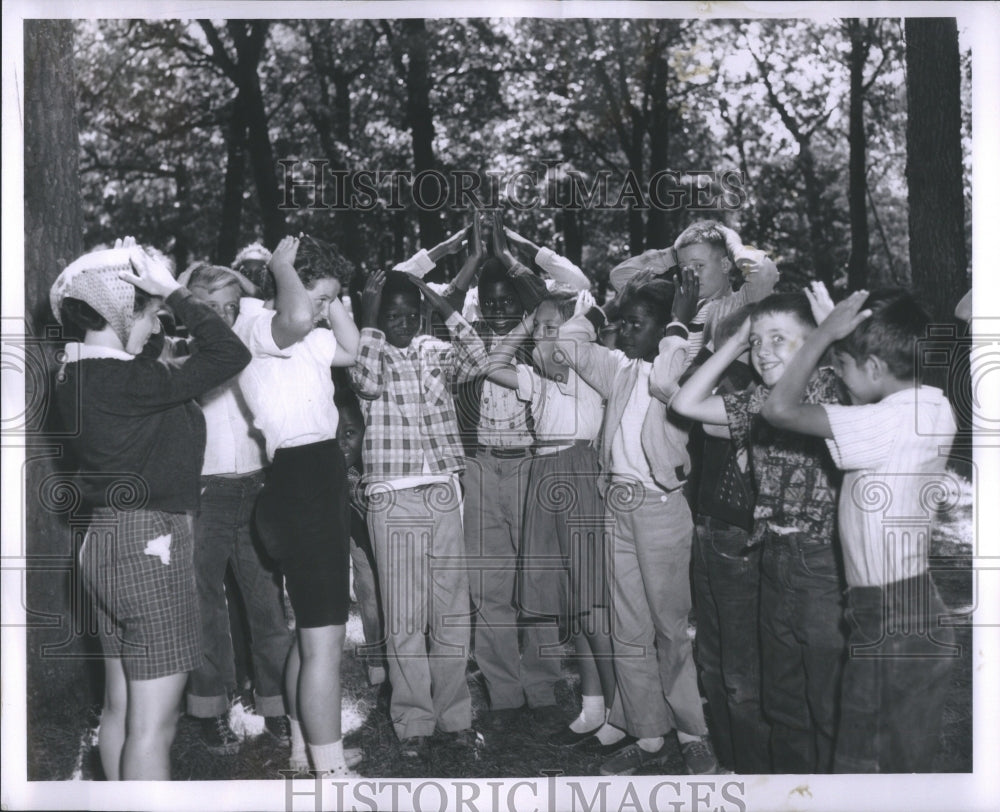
[345,746,364,768]
[399,735,431,759]
[200,714,240,755]
[264,715,291,746]
[679,736,722,775]
[599,740,671,776]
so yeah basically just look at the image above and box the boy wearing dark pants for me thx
[686,309,771,774]
[762,288,959,772]
[351,270,489,757]
[554,270,720,775]
[673,292,849,773]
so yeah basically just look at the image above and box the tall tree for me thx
[904,17,967,322]
[24,19,91,768]
[199,20,286,248]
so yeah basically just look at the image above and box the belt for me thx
[533,439,591,456]
[476,444,533,459]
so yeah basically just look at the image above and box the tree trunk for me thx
[401,20,444,247]
[239,67,285,247]
[645,52,671,249]
[905,17,967,322]
[846,20,871,291]
[215,99,247,265]
[24,20,96,767]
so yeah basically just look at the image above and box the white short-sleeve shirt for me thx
[823,386,957,587]
[514,364,603,444]
[233,298,339,460]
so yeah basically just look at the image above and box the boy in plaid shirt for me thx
[350,269,489,758]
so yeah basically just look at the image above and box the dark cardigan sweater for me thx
[56,288,251,513]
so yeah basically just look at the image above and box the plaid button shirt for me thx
[350,313,488,484]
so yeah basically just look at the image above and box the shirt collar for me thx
[62,342,134,363]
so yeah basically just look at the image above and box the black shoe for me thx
[450,728,484,752]
[264,715,291,746]
[579,733,637,757]
[549,724,602,748]
[599,740,672,776]
[199,714,240,755]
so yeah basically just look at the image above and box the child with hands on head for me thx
[52,239,252,780]
[760,285,959,773]
[349,266,490,759]
[232,233,362,777]
[671,287,849,774]
[482,288,615,749]
[548,267,724,776]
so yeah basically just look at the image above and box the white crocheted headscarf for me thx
[49,248,139,346]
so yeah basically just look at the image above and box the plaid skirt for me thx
[80,508,202,680]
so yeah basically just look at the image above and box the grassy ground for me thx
[28,476,974,781]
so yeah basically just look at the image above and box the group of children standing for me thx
[52,212,958,781]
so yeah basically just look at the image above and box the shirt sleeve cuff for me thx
[392,248,436,277]
[664,321,689,339]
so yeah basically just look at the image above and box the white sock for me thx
[676,730,703,744]
[289,718,307,767]
[595,722,626,746]
[308,739,346,773]
[637,736,664,753]
[569,695,605,733]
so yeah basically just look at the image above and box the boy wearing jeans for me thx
[673,292,849,773]
[762,288,958,772]
[350,270,489,758]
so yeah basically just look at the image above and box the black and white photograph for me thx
[2,1,998,810]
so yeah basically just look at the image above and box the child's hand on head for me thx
[361,269,385,327]
[817,290,872,340]
[469,209,487,261]
[573,289,596,317]
[671,267,700,324]
[805,281,836,324]
[120,246,179,297]
[113,236,138,249]
[270,236,299,270]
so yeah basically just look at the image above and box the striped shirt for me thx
[823,386,957,587]
[350,313,488,485]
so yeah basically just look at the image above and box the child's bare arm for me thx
[350,271,387,398]
[329,296,361,367]
[671,317,750,425]
[762,290,872,437]
[268,236,315,349]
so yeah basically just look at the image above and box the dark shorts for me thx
[255,439,350,628]
[81,508,201,680]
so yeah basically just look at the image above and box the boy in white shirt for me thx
[762,287,959,772]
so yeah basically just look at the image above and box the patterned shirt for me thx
[723,367,846,547]
[350,313,488,485]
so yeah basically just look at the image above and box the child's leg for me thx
[284,638,307,768]
[427,479,474,733]
[631,492,708,740]
[120,671,188,780]
[296,624,345,746]
[368,487,436,740]
[349,535,387,672]
[98,657,127,780]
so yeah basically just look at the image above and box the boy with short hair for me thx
[761,288,958,773]
[350,269,489,758]
[672,292,848,774]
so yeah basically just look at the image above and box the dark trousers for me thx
[834,574,957,773]
[187,472,292,717]
[692,518,771,773]
[760,537,847,773]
